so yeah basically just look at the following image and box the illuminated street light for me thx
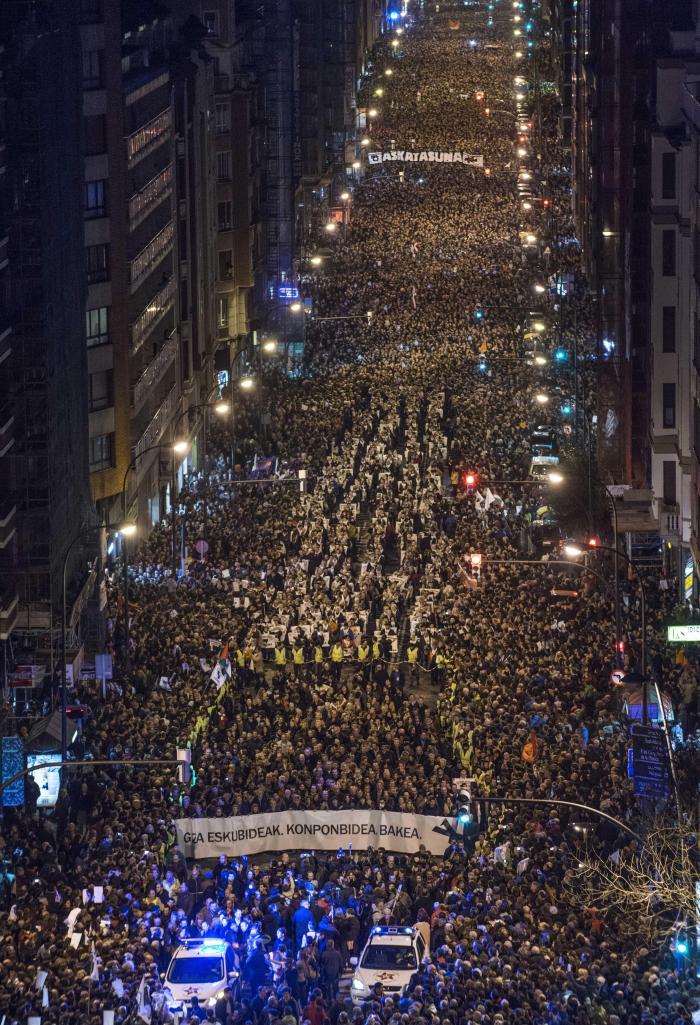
[534,392,549,405]
[384,68,393,76]
[310,255,323,266]
[340,191,350,201]
[325,222,338,233]
[564,543,584,558]
[548,472,564,485]
[214,401,230,415]
[119,523,137,538]
[289,302,302,312]
[532,321,545,332]
[352,161,361,169]
[525,233,537,244]
[534,284,545,293]
[534,355,547,366]
[369,108,379,118]
[239,375,255,390]
[262,339,278,354]
[391,39,399,48]
[173,440,189,455]
[360,137,370,146]
[374,87,384,96]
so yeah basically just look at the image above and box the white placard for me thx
[175,809,458,860]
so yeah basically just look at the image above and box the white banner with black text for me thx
[175,809,458,860]
[368,151,484,167]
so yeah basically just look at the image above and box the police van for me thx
[165,938,236,1015]
[350,926,424,1004]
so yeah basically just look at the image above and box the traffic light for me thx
[561,403,572,415]
[462,471,477,491]
[473,307,485,322]
[554,348,567,362]
[587,536,600,549]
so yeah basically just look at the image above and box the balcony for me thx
[131,275,176,355]
[0,588,18,641]
[134,383,178,460]
[129,164,173,230]
[129,221,173,293]
[132,330,177,412]
[126,107,171,169]
[0,323,10,366]
[0,498,16,548]
[0,401,14,457]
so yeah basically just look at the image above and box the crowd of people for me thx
[1,2,699,1024]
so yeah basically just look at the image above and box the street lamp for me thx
[325,222,338,233]
[263,339,278,354]
[310,255,323,267]
[61,521,134,760]
[240,375,255,390]
[534,392,549,405]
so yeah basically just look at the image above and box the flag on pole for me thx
[210,663,227,691]
[521,729,538,764]
[90,941,100,983]
[136,974,152,1024]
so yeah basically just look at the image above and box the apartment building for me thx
[0,0,94,668]
[80,0,219,531]
[648,8,700,594]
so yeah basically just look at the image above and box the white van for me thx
[166,938,235,1015]
[350,926,424,1004]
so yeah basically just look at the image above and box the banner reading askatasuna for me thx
[175,809,457,860]
[368,151,484,167]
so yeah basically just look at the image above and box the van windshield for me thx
[361,944,417,970]
[167,956,223,984]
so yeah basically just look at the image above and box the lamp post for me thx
[61,521,134,761]
[565,541,647,720]
[171,398,231,573]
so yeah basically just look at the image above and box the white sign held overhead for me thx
[175,808,458,860]
[368,150,484,166]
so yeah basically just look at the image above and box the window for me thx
[82,50,104,90]
[216,150,232,180]
[662,305,676,353]
[662,229,676,276]
[217,200,232,230]
[662,151,676,200]
[84,114,106,155]
[662,382,676,428]
[79,0,102,22]
[85,179,107,218]
[86,306,109,347]
[218,294,229,330]
[662,460,677,505]
[215,102,230,133]
[86,243,109,283]
[218,249,233,280]
[88,369,113,412]
[203,10,220,34]
[89,432,115,472]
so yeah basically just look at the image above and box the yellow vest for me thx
[236,649,245,667]
[407,646,418,664]
[358,644,369,663]
[435,654,445,668]
[274,646,287,665]
[314,645,324,663]
[293,646,304,665]
[372,641,380,659]
[331,643,344,663]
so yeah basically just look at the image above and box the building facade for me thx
[79,0,220,531]
[1,0,94,670]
